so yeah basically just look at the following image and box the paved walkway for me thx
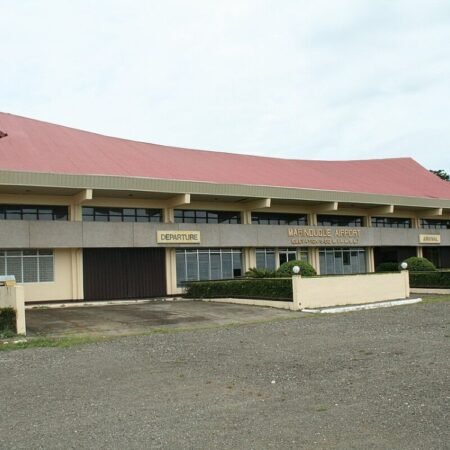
[26,299,298,337]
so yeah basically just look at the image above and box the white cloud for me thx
[1,0,449,170]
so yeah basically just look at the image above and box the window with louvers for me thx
[0,250,54,283]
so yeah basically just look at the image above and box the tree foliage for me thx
[430,169,450,181]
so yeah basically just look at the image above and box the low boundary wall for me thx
[0,286,26,335]
[293,271,410,310]
[201,297,295,310]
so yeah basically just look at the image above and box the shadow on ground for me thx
[26,300,297,337]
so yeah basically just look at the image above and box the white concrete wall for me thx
[0,285,26,335]
[201,297,296,310]
[293,271,410,309]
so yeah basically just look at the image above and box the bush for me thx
[375,262,401,272]
[0,307,16,338]
[245,267,278,278]
[185,278,293,300]
[409,271,450,288]
[276,260,316,277]
[403,257,436,272]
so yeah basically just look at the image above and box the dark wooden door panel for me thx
[126,248,166,298]
[83,248,166,300]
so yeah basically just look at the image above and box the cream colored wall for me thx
[21,249,83,303]
[292,271,410,309]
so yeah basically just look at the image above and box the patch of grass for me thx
[315,405,329,412]
[418,294,450,304]
[0,335,111,352]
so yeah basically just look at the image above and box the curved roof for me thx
[1,112,449,200]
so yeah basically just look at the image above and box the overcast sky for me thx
[1,0,449,171]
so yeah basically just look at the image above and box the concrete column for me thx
[69,203,83,221]
[367,247,375,272]
[243,248,256,272]
[309,213,317,226]
[416,247,423,257]
[310,247,321,275]
[165,248,178,295]
[163,208,174,224]
[70,248,84,300]
[242,210,252,225]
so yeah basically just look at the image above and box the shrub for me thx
[375,262,401,272]
[185,278,293,300]
[409,271,450,288]
[0,307,16,338]
[276,260,316,277]
[403,256,436,272]
[245,267,278,278]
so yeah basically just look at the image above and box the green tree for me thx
[430,169,450,181]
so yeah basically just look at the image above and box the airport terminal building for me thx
[1,112,450,302]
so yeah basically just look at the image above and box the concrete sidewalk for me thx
[26,299,298,337]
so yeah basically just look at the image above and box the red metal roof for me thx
[1,112,449,199]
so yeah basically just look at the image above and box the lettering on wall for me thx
[157,231,201,244]
[288,227,361,245]
[419,234,441,244]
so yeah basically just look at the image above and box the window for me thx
[251,212,307,225]
[256,248,309,270]
[176,248,242,287]
[256,248,276,271]
[278,248,297,265]
[0,205,68,221]
[371,217,412,228]
[82,207,162,223]
[174,210,241,224]
[317,215,363,227]
[421,219,450,230]
[0,250,54,283]
[319,248,366,275]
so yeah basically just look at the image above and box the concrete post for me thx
[291,274,302,310]
[402,270,410,298]
[0,286,26,335]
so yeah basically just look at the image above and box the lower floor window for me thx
[0,249,54,283]
[256,248,276,271]
[176,248,242,287]
[319,248,366,275]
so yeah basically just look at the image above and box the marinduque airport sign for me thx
[288,227,361,245]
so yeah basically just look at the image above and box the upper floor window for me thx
[371,217,412,228]
[82,207,162,222]
[174,209,241,224]
[251,212,307,225]
[317,215,363,227]
[421,218,450,229]
[0,205,68,221]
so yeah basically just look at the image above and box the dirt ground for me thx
[1,299,449,449]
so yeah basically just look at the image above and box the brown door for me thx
[83,248,166,300]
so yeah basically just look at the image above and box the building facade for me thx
[1,113,450,302]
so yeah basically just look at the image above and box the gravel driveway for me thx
[1,300,449,449]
